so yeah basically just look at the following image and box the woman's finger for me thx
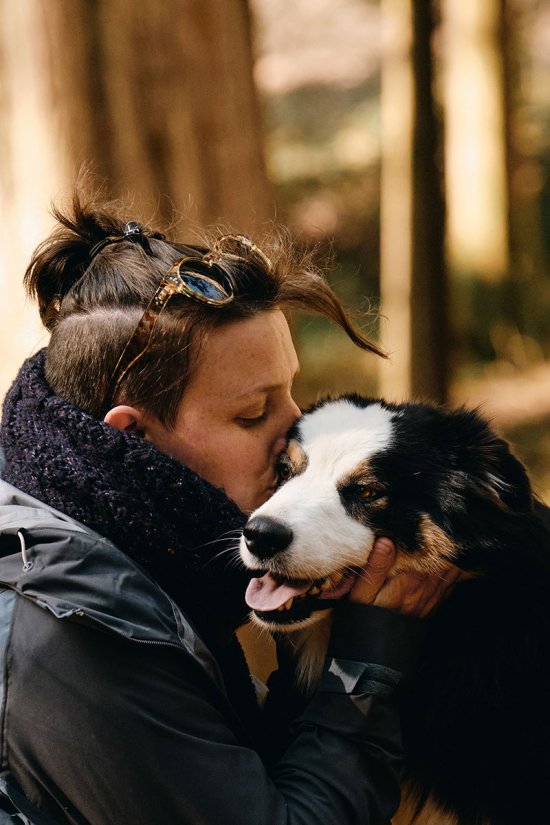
[374,563,464,618]
[349,538,396,604]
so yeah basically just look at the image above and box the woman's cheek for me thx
[228,423,273,473]
[243,433,271,474]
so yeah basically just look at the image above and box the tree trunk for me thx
[441,0,510,364]
[378,0,447,403]
[0,0,272,398]
[410,0,447,402]
[503,0,547,353]
[44,0,272,230]
[442,0,508,284]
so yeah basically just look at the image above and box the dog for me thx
[239,394,550,825]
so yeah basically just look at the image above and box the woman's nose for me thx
[287,397,301,427]
[273,398,301,456]
[282,398,301,440]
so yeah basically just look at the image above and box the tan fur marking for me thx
[286,439,308,475]
[393,785,460,825]
[340,460,388,509]
[341,458,377,486]
[391,515,459,576]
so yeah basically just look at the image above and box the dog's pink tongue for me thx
[245,573,310,611]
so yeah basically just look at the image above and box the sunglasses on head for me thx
[102,233,272,412]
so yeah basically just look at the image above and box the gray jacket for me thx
[0,479,415,825]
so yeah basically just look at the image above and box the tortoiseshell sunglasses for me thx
[103,234,272,411]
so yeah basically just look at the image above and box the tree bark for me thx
[410,0,447,402]
[441,0,511,363]
[0,0,272,398]
[44,0,272,230]
[441,0,509,283]
[378,0,447,403]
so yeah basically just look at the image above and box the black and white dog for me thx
[239,395,550,825]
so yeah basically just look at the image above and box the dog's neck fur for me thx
[286,613,333,694]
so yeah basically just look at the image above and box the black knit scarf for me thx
[1,350,264,741]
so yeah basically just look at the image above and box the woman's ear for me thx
[104,405,146,435]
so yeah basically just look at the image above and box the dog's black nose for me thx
[243,516,293,560]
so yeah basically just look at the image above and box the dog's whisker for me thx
[208,529,244,542]
[258,624,276,645]
[348,568,375,586]
[209,545,239,562]
[209,542,247,567]
[193,531,243,552]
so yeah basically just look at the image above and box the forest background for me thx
[1,0,550,504]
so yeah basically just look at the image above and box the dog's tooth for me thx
[308,585,321,596]
[320,577,332,591]
[330,572,343,585]
[277,605,285,612]
[284,598,294,610]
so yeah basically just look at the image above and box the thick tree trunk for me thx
[378,0,447,403]
[0,0,272,398]
[409,0,447,402]
[0,0,65,395]
[43,0,272,230]
[503,0,547,351]
[442,0,509,284]
[441,0,512,365]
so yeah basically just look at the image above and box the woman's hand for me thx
[349,538,462,618]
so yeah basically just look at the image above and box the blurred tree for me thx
[42,0,272,229]
[0,0,272,396]
[441,0,510,362]
[504,0,550,355]
[443,0,508,283]
[378,0,447,403]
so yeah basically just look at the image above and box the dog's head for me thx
[239,394,536,631]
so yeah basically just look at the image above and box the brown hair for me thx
[25,190,385,426]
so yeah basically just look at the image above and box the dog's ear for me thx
[430,408,544,576]
[444,408,533,512]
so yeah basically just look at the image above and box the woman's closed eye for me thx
[235,411,268,428]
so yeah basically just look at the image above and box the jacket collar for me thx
[0,480,225,688]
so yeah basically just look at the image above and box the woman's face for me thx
[145,310,301,513]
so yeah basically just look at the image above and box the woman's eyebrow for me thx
[233,386,274,401]
[233,385,290,403]
[233,368,300,401]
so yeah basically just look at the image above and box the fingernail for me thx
[373,538,395,558]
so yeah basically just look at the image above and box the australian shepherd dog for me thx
[239,395,550,825]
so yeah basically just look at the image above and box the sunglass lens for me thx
[181,272,229,302]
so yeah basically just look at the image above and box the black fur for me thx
[301,396,550,825]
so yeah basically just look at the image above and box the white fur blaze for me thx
[239,400,395,578]
[241,474,373,576]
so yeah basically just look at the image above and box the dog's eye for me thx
[276,458,293,485]
[354,483,385,501]
[339,482,385,507]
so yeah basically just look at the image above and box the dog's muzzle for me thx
[243,515,293,560]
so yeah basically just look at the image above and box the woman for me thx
[0,193,455,824]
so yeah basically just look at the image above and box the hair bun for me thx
[24,193,139,330]
[87,221,160,265]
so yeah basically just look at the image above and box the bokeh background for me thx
[2,0,550,502]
